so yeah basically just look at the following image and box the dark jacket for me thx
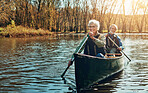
[106,33,122,53]
[84,34,106,56]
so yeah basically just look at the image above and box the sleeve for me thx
[93,34,106,48]
[117,35,124,50]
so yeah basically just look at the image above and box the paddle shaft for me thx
[106,53,121,56]
[108,37,131,62]
[61,66,70,78]
[61,34,89,77]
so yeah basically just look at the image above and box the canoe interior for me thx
[74,53,124,91]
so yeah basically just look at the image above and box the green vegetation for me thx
[0,27,4,31]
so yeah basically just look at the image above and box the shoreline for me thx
[0,26,148,38]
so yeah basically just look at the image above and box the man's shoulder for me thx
[97,33,105,39]
[114,34,121,39]
[100,34,105,37]
[98,33,105,36]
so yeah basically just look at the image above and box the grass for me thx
[0,25,53,38]
[0,27,4,31]
[0,25,145,38]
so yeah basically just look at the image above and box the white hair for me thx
[88,19,100,30]
[109,24,118,31]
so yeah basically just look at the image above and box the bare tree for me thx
[105,0,119,32]
[0,0,15,26]
[121,0,126,33]
[135,1,148,32]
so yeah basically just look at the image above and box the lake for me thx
[0,33,148,93]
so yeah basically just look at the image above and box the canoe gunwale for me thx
[75,53,124,60]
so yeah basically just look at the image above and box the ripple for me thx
[0,34,148,93]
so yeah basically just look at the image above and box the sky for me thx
[60,0,147,15]
[118,0,148,15]
[121,0,136,15]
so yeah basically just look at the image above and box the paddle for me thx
[108,36,131,62]
[61,34,89,78]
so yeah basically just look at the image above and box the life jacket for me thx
[84,34,106,56]
[106,33,120,49]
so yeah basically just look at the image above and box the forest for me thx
[0,0,148,34]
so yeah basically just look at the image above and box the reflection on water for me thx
[0,33,148,93]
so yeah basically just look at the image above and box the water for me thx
[0,33,148,93]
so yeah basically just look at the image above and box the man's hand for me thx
[89,32,95,40]
[68,60,73,66]
[117,47,122,51]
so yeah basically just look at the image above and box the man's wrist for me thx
[92,37,95,41]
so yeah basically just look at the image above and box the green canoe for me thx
[74,53,124,91]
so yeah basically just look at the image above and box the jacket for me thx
[84,33,106,56]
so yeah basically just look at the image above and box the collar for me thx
[94,32,100,38]
[94,32,100,36]
[109,32,117,38]
[109,32,114,36]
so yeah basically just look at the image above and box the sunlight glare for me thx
[124,0,148,15]
[124,0,137,15]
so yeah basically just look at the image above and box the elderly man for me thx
[84,19,106,56]
[68,19,106,67]
[106,24,123,53]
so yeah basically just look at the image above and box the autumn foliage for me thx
[0,0,148,35]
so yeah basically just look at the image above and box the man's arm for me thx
[93,34,105,48]
[117,35,124,50]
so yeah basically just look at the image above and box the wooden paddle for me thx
[106,53,122,56]
[108,36,131,62]
[61,34,89,78]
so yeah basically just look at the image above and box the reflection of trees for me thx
[119,33,148,61]
[130,62,148,72]
[0,38,17,54]
[126,35,148,60]
[55,33,84,40]
[120,34,148,40]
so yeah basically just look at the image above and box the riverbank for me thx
[0,25,148,38]
[0,26,54,38]
[0,25,82,38]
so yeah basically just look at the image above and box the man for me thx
[106,24,123,53]
[68,19,106,66]
[84,19,106,56]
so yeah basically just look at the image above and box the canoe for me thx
[74,53,124,92]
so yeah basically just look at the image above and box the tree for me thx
[135,0,148,32]
[0,0,15,26]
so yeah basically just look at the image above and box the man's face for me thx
[88,23,97,35]
[110,26,116,34]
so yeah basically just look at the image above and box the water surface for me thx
[0,33,148,93]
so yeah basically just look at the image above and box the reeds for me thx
[0,25,53,38]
